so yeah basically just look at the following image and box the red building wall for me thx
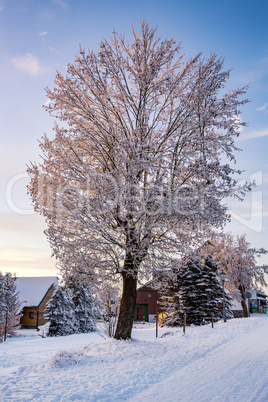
[136,286,160,315]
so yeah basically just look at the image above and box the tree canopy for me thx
[28,21,249,339]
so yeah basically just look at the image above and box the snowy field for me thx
[1,315,268,402]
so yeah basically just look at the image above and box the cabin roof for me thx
[16,277,58,307]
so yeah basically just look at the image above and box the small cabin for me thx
[135,281,161,322]
[16,277,57,329]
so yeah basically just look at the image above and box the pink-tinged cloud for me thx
[11,53,42,76]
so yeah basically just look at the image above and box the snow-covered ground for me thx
[1,315,268,401]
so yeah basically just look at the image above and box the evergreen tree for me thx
[71,283,97,333]
[0,273,21,340]
[45,285,77,336]
[159,256,234,326]
[178,257,206,326]
[63,274,98,333]
[202,255,233,321]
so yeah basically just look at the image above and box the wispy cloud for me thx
[256,103,268,115]
[48,46,58,53]
[39,31,49,37]
[0,0,4,12]
[238,127,268,141]
[52,0,68,9]
[11,53,42,76]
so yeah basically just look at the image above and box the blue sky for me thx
[0,0,268,277]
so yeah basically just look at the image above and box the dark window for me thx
[29,312,34,319]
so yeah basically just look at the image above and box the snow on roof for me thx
[249,289,267,300]
[16,277,58,307]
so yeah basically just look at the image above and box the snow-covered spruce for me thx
[178,257,211,326]
[69,282,97,333]
[157,255,233,326]
[45,275,98,336]
[45,285,77,337]
[200,255,233,322]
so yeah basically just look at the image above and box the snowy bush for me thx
[38,322,50,338]
[97,284,120,339]
[48,350,85,369]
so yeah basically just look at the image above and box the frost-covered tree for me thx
[45,285,77,336]
[0,273,21,340]
[28,22,249,339]
[201,234,268,317]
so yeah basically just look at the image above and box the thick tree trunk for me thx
[241,298,249,318]
[239,284,249,318]
[114,273,137,340]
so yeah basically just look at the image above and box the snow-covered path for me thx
[131,316,268,401]
[0,316,267,401]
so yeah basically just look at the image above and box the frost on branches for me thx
[28,22,249,339]
[201,234,268,317]
[97,283,121,338]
